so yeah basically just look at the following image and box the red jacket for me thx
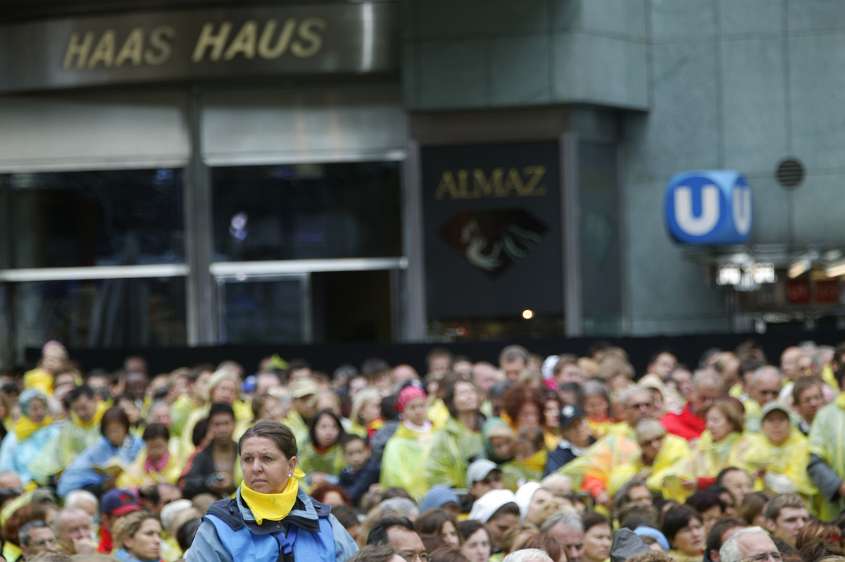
[661,403,706,441]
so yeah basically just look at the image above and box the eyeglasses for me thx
[741,552,783,562]
[399,550,429,562]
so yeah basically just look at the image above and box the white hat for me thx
[468,489,517,523]
[466,459,499,487]
[514,482,542,521]
[160,500,194,535]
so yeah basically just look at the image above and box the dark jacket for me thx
[179,442,238,499]
[338,457,381,505]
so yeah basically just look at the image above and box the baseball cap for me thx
[419,485,460,513]
[761,401,791,421]
[468,489,517,523]
[466,459,500,487]
[100,489,140,517]
[289,379,319,399]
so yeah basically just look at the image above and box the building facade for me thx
[0,0,843,367]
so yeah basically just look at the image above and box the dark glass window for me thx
[0,169,184,269]
[11,277,186,356]
[212,162,401,261]
[217,276,307,344]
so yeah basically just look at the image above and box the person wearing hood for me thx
[468,489,520,555]
[608,529,650,562]
[185,421,357,562]
[544,406,594,476]
[380,386,434,500]
[739,402,816,498]
[32,384,108,484]
[57,406,144,497]
[514,482,558,529]
[0,389,58,485]
[467,459,505,503]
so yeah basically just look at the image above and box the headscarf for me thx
[15,390,52,441]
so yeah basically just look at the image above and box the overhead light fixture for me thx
[717,265,742,286]
[826,260,845,278]
[788,259,810,279]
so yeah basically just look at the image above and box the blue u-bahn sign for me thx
[664,170,752,245]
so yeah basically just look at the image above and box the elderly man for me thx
[19,520,58,559]
[541,510,584,562]
[719,527,780,562]
[745,366,784,431]
[53,507,97,555]
[662,369,725,440]
[792,377,825,435]
[366,516,427,562]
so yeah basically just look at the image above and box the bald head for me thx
[749,367,783,406]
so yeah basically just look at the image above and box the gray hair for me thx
[540,508,582,534]
[52,507,92,535]
[19,519,50,546]
[720,527,771,562]
[751,366,783,385]
[377,498,419,521]
[503,549,554,562]
[692,369,722,390]
[65,490,98,513]
[618,385,650,406]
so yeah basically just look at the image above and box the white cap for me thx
[468,489,517,523]
[466,459,499,487]
[514,482,542,521]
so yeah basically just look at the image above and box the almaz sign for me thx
[0,4,397,92]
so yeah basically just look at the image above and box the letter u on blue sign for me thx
[664,170,752,245]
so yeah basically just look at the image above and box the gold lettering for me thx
[145,26,174,65]
[435,171,460,200]
[257,19,297,59]
[115,28,144,67]
[64,32,94,69]
[224,20,258,60]
[456,169,471,198]
[87,30,116,69]
[472,168,503,198]
[523,165,546,195]
[193,22,231,62]
[291,17,325,58]
[502,168,526,196]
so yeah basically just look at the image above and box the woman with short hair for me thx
[185,420,357,562]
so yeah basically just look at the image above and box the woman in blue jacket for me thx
[57,406,143,497]
[185,420,358,562]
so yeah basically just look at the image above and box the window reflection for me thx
[212,162,401,261]
[0,168,184,268]
[12,278,186,357]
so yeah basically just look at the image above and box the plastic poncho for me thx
[608,434,691,498]
[30,401,107,483]
[57,434,144,497]
[23,367,53,395]
[0,423,57,485]
[739,430,816,497]
[501,449,548,489]
[298,441,345,477]
[380,422,434,499]
[661,431,746,501]
[117,444,183,488]
[559,425,641,499]
[427,399,450,431]
[808,396,845,520]
[282,410,310,450]
[425,416,484,489]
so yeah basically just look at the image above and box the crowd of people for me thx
[0,338,844,562]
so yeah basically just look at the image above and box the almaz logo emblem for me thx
[439,209,547,276]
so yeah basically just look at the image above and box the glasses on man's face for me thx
[742,551,783,562]
[399,550,429,562]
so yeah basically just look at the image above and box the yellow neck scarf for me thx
[71,401,107,430]
[14,415,52,441]
[240,467,305,525]
[836,392,845,410]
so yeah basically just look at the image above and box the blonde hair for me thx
[112,511,158,549]
[350,388,381,425]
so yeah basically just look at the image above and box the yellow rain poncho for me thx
[660,431,746,501]
[117,445,183,488]
[425,416,483,489]
[739,430,816,497]
[297,441,345,476]
[559,425,640,499]
[608,434,691,498]
[808,395,845,520]
[380,423,434,499]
